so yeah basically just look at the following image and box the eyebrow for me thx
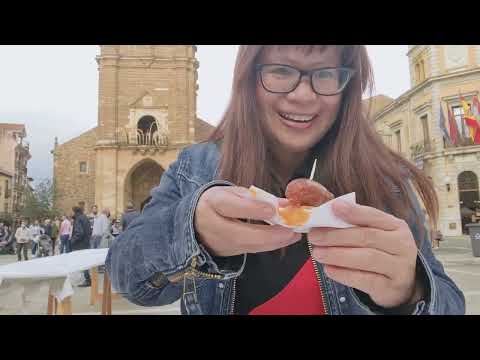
[264,56,338,69]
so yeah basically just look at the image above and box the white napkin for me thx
[249,185,357,233]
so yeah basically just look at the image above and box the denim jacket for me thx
[106,142,466,315]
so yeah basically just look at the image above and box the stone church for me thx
[52,45,214,217]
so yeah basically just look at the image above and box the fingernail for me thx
[333,199,351,215]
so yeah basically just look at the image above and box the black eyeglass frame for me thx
[256,63,356,96]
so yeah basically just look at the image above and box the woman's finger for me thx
[308,227,408,256]
[204,186,277,221]
[205,212,301,255]
[332,200,405,231]
[311,246,399,279]
[322,264,390,297]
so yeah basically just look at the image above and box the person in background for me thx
[91,208,110,249]
[29,220,43,258]
[43,218,53,255]
[121,201,140,230]
[88,205,98,231]
[70,206,92,287]
[59,215,72,254]
[51,217,60,255]
[111,219,122,238]
[15,220,30,261]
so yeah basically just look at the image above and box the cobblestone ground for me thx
[0,235,478,315]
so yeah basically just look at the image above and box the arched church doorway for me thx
[458,171,480,234]
[124,159,164,211]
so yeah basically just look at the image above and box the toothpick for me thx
[309,158,317,180]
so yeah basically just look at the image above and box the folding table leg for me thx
[56,296,72,315]
[90,267,98,305]
[47,294,55,315]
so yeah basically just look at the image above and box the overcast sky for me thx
[0,45,410,184]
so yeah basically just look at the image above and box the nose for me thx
[287,75,317,102]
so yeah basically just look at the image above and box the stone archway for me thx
[458,171,479,234]
[124,159,164,211]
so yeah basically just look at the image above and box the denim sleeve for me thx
[105,149,245,307]
[412,212,466,315]
[396,185,465,315]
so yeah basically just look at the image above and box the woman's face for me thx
[256,46,343,155]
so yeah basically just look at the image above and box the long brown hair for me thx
[208,45,438,240]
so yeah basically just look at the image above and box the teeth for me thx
[280,113,315,122]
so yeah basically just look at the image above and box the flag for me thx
[447,106,459,146]
[438,104,452,146]
[471,95,480,144]
[459,93,480,143]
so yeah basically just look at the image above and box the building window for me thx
[451,105,471,142]
[79,162,87,173]
[414,59,426,84]
[395,129,402,153]
[420,114,430,150]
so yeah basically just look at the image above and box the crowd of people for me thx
[0,199,144,287]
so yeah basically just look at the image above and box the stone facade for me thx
[0,123,30,218]
[53,46,215,218]
[372,45,480,236]
[0,170,13,217]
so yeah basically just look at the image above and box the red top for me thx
[249,258,326,315]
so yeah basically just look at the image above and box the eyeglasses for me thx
[256,64,355,96]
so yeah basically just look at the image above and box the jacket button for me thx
[339,296,346,303]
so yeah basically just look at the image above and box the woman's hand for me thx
[309,200,423,309]
[195,186,302,257]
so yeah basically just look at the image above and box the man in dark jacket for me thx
[70,206,92,287]
[121,201,140,231]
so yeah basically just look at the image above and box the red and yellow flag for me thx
[472,95,480,144]
[460,93,480,144]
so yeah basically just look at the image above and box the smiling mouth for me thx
[279,112,316,123]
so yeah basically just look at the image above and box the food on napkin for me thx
[248,181,356,232]
[285,178,334,207]
[279,179,334,226]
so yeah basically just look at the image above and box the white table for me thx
[0,249,110,314]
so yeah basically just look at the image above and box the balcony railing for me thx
[444,136,479,149]
[114,128,169,148]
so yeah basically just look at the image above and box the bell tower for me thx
[94,45,199,215]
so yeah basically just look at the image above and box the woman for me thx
[106,45,465,315]
[59,215,72,254]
